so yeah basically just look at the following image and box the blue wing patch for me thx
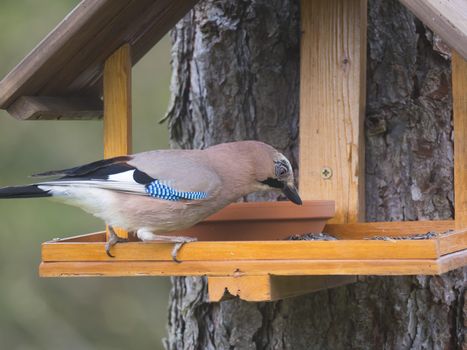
[145,180,208,201]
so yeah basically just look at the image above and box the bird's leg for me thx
[136,230,197,263]
[105,226,129,258]
[169,236,198,263]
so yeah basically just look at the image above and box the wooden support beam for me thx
[453,52,467,230]
[104,44,132,157]
[38,249,467,277]
[103,43,132,239]
[7,96,102,120]
[398,0,467,60]
[208,275,356,302]
[299,0,367,224]
[41,238,441,262]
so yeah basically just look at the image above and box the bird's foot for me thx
[171,237,198,263]
[105,226,129,258]
[136,230,197,263]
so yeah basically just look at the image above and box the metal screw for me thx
[321,167,333,179]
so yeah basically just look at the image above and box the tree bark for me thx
[163,0,466,349]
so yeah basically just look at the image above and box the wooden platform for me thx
[39,221,467,301]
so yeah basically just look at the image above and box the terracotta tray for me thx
[174,200,335,241]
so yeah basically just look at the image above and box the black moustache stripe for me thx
[260,177,283,189]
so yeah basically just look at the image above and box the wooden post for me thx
[205,0,368,301]
[299,0,367,224]
[453,52,467,230]
[103,43,132,239]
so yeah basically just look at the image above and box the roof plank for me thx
[399,0,467,60]
[0,0,199,119]
[0,0,124,108]
[40,0,156,96]
[7,96,102,120]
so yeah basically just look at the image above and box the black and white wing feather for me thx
[31,153,217,201]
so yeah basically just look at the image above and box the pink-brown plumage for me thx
[0,141,301,256]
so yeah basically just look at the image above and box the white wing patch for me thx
[108,169,136,182]
[38,180,146,195]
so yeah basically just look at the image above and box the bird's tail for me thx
[0,185,52,199]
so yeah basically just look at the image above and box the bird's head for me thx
[206,141,303,205]
[256,151,302,205]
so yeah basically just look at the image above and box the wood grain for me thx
[43,220,465,263]
[438,250,467,274]
[453,52,467,230]
[208,275,356,302]
[40,252,467,277]
[103,44,132,239]
[6,96,102,120]
[299,0,367,224]
[0,0,199,119]
[0,0,122,108]
[208,275,273,301]
[41,239,440,262]
[438,229,467,255]
[399,0,467,60]
[104,43,132,157]
[43,0,200,96]
[324,220,454,239]
[40,0,154,96]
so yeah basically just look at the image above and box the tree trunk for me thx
[163,0,466,349]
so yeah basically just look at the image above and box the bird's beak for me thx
[282,184,302,205]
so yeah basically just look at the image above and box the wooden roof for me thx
[399,0,467,60]
[0,0,465,120]
[0,0,198,120]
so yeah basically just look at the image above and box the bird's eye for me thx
[275,162,289,178]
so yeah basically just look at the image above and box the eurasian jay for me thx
[0,141,302,260]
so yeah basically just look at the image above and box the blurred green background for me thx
[0,1,172,349]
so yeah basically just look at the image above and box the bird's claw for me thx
[171,243,183,263]
[171,237,197,263]
[105,226,129,258]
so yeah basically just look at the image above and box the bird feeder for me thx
[0,0,466,302]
